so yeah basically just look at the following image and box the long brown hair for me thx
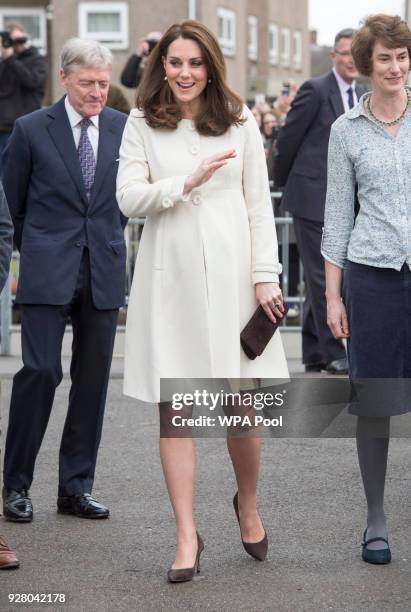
[136,20,245,136]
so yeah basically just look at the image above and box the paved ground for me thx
[0,336,410,612]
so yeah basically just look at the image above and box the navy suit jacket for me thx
[0,180,13,293]
[274,71,366,223]
[2,97,128,309]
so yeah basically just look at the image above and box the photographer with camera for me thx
[0,22,47,171]
[120,31,162,88]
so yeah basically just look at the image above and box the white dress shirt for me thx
[332,67,357,113]
[64,96,99,161]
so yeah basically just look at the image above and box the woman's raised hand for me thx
[183,149,236,195]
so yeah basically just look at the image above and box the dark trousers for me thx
[293,216,346,365]
[3,251,118,496]
[0,131,11,176]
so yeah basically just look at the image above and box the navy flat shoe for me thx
[362,529,391,564]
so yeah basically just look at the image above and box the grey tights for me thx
[356,416,390,551]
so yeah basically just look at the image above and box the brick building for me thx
[0,0,309,104]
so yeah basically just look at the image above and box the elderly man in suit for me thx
[0,181,19,567]
[2,38,127,522]
[274,28,365,374]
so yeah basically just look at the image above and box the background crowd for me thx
[0,22,299,177]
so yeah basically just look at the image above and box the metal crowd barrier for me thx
[0,192,304,355]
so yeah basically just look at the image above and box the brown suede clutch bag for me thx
[240,304,288,360]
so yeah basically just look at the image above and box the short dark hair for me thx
[351,14,411,76]
[334,28,356,48]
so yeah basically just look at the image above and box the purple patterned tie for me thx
[78,117,96,200]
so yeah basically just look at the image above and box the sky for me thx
[309,0,406,46]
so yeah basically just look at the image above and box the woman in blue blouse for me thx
[322,14,411,565]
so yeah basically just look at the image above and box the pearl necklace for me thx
[366,89,411,127]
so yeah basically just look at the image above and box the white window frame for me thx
[78,2,129,50]
[268,23,279,66]
[0,7,46,53]
[293,30,302,70]
[247,15,258,61]
[281,27,291,68]
[217,7,236,57]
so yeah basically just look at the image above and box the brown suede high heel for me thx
[233,492,268,561]
[167,532,204,583]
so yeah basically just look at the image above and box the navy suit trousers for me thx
[3,250,118,496]
[293,216,346,365]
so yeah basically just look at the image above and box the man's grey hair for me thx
[60,38,113,74]
[334,28,356,49]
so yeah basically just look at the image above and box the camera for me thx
[0,30,28,48]
[145,38,158,55]
[281,82,290,97]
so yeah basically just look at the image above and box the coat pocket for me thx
[108,239,126,255]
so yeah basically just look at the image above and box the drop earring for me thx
[164,75,168,81]
[208,79,212,83]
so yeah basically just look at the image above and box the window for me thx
[217,8,236,56]
[281,27,291,67]
[247,15,258,61]
[293,30,302,70]
[0,7,46,53]
[79,2,128,50]
[268,23,279,65]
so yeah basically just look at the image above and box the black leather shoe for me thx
[57,493,109,519]
[305,362,326,373]
[2,488,33,522]
[325,358,348,375]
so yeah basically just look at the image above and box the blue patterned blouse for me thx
[321,90,411,270]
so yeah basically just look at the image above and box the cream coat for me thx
[116,105,289,403]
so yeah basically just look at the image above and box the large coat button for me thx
[162,197,173,208]
[189,145,199,155]
[192,194,202,206]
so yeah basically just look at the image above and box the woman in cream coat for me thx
[117,21,288,582]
